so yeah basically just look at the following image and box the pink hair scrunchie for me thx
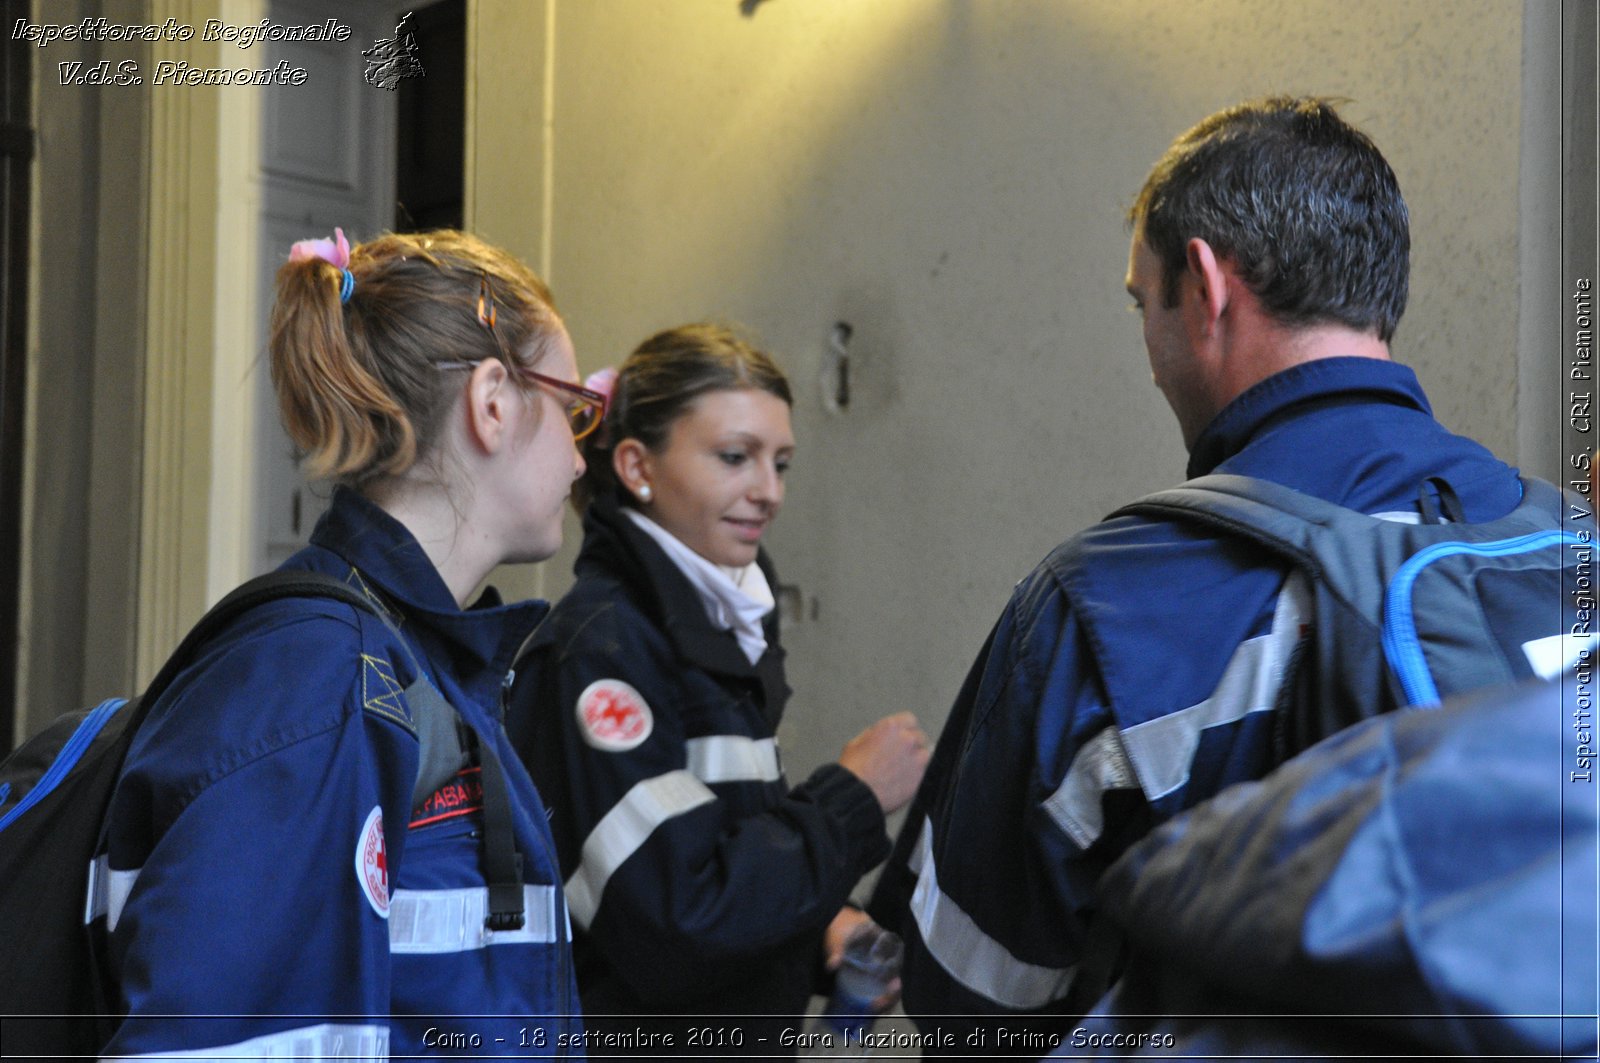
[584,367,619,402]
[288,227,350,268]
[288,227,355,303]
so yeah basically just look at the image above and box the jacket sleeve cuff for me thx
[797,762,891,872]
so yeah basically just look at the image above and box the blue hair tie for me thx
[339,269,355,304]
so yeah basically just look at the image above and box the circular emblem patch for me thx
[576,678,654,752]
[356,805,389,918]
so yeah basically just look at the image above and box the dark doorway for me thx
[1,0,34,754]
[394,0,466,231]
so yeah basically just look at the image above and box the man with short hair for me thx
[868,96,1526,1047]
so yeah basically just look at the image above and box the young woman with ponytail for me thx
[507,323,930,1054]
[89,229,598,1058]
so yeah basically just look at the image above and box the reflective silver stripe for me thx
[390,885,560,953]
[1042,727,1137,849]
[85,855,140,932]
[100,1021,388,1060]
[1121,573,1309,801]
[564,770,716,929]
[907,819,1076,1011]
[685,735,781,784]
[1523,631,1597,679]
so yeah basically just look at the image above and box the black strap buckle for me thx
[485,909,527,933]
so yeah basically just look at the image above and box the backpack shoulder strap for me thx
[239,572,517,925]
[1119,474,1571,536]
[1516,475,1581,522]
[1111,473,1574,574]
[1108,473,1376,573]
[139,571,379,707]
[130,569,508,923]
[137,570,465,810]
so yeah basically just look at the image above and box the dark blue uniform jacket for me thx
[868,357,1525,1046]
[509,492,889,1053]
[92,487,583,1059]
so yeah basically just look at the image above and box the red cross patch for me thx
[356,806,389,918]
[576,679,654,752]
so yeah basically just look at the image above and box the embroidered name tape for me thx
[411,767,485,829]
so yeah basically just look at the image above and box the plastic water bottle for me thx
[824,923,903,1043]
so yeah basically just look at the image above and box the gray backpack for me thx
[1114,474,1592,755]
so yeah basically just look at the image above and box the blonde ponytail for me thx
[270,258,416,481]
[267,229,562,487]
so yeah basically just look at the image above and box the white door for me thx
[255,0,401,572]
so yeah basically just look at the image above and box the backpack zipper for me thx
[0,698,128,831]
[1382,530,1586,707]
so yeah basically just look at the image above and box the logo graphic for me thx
[576,679,654,752]
[363,11,424,91]
[356,806,390,917]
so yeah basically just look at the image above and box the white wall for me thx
[469,0,1540,780]
[18,3,1557,759]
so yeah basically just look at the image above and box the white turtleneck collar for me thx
[622,508,776,665]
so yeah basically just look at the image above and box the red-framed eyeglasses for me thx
[434,274,609,442]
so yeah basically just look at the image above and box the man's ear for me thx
[1185,237,1230,332]
[464,358,515,455]
[612,438,653,500]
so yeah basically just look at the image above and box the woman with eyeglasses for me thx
[89,230,600,1058]
[507,322,931,1054]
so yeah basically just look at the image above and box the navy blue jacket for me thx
[867,358,1525,1046]
[92,488,583,1058]
[508,493,889,1052]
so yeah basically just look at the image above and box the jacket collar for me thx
[1187,357,1431,479]
[578,490,790,708]
[308,487,548,685]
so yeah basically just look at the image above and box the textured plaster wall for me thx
[483,0,1529,777]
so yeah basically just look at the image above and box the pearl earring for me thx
[638,484,653,503]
